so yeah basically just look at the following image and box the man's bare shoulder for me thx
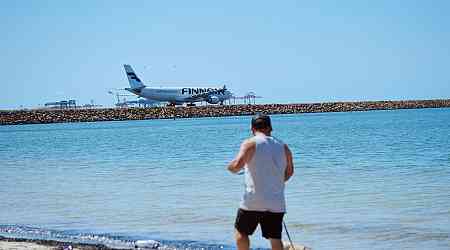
[243,137,256,146]
[240,138,256,152]
[284,143,291,152]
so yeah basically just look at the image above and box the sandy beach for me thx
[0,237,116,250]
[0,241,52,250]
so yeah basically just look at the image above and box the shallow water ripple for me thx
[1,109,449,249]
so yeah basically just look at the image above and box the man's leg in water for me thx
[269,238,283,250]
[235,229,250,250]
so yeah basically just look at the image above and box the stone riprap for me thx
[1,99,449,126]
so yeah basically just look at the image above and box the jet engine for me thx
[206,95,220,104]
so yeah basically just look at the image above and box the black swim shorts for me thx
[234,208,285,239]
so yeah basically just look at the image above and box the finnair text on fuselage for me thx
[181,88,226,95]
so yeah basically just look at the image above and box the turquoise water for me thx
[0,108,449,249]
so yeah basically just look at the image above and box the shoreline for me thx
[0,236,309,250]
[1,99,449,126]
[0,236,121,250]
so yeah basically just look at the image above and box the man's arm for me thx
[284,144,294,182]
[227,139,256,174]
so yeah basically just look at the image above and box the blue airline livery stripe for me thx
[127,72,142,83]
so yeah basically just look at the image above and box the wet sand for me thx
[0,236,119,250]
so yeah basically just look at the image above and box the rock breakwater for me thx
[1,99,449,126]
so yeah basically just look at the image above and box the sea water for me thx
[0,108,449,249]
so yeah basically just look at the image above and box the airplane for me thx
[123,64,232,106]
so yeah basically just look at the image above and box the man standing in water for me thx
[227,114,294,250]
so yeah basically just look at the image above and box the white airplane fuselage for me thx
[123,64,232,105]
[138,87,232,104]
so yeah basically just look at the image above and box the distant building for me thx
[44,100,77,109]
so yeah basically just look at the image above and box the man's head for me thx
[251,114,272,135]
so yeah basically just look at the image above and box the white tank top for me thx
[240,134,287,212]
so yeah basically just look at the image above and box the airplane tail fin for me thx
[124,64,146,90]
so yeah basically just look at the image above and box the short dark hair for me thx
[251,114,272,130]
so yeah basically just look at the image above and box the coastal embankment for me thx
[1,99,449,125]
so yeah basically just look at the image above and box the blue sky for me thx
[1,0,449,109]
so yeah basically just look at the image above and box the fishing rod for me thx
[283,220,296,250]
